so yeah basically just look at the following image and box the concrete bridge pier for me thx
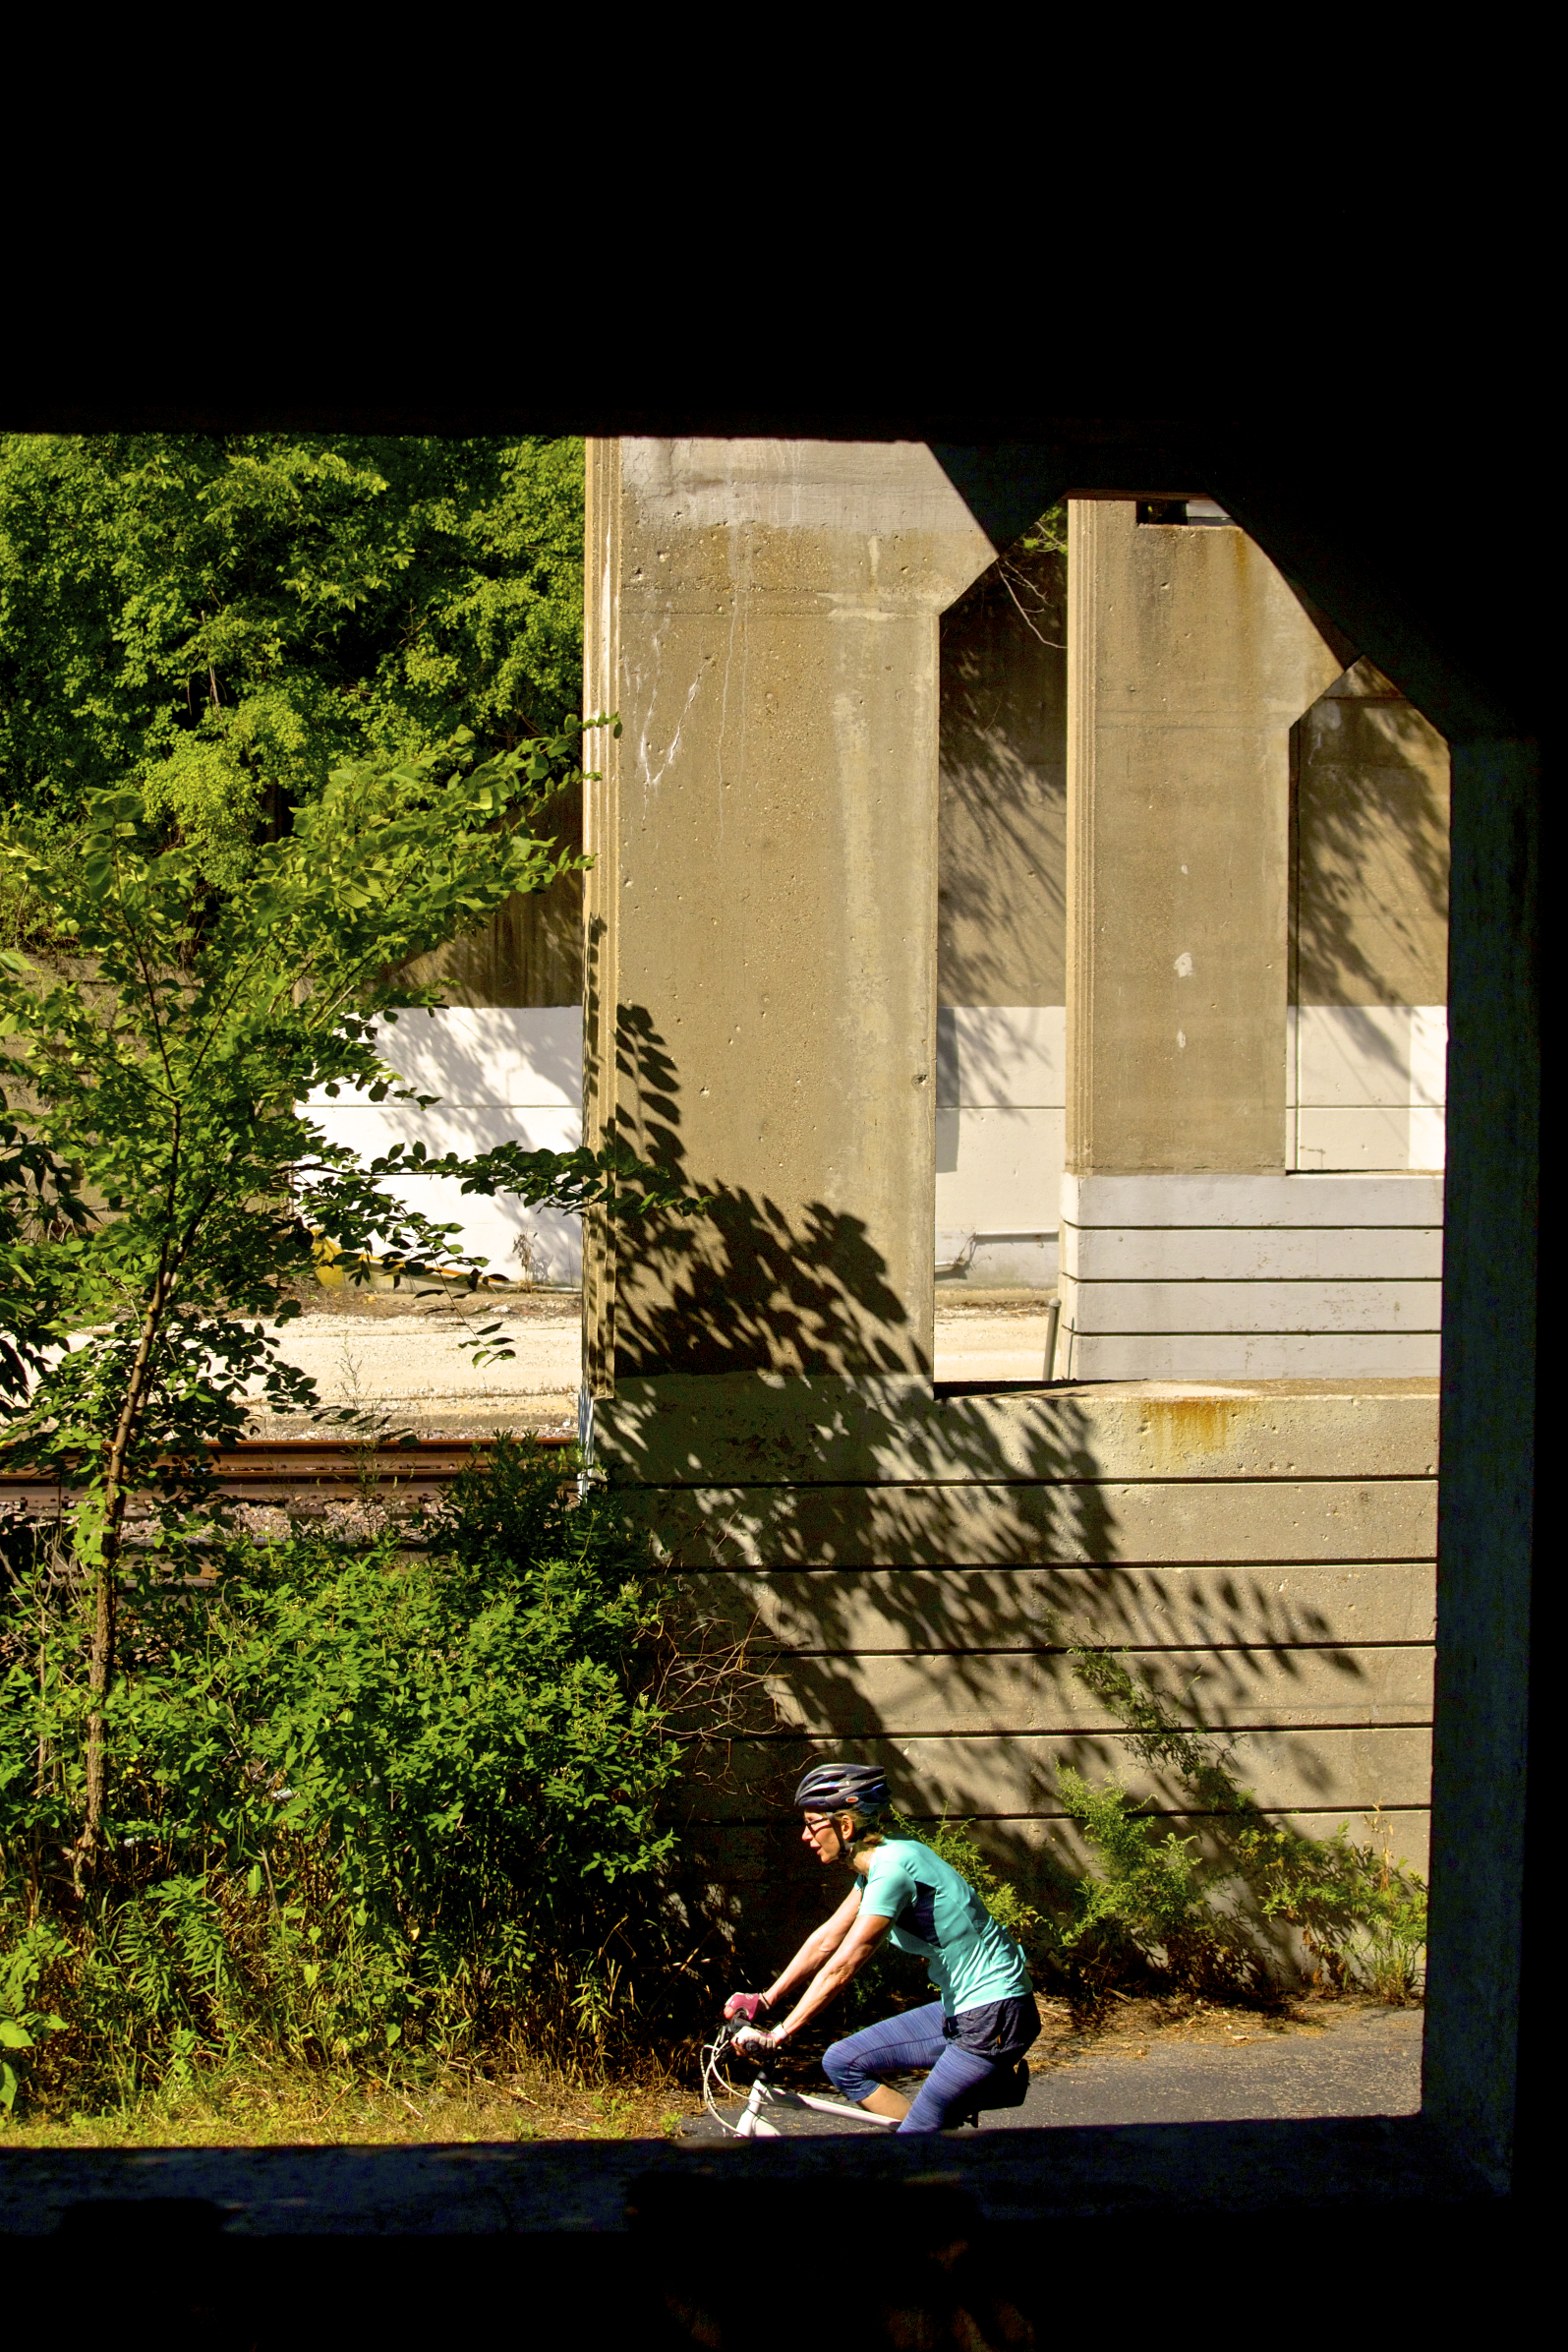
[1060,498,1444,1380]
[581,437,994,1454]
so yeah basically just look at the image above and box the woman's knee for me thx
[822,2037,861,2096]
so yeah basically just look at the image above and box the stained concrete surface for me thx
[682,2004,1423,2140]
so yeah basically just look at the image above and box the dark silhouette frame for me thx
[0,404,1539,2323]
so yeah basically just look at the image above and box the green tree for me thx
[0,434,584,881]
[0,735,692,1874]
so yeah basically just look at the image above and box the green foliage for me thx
[0,1923,68,2112]
[0,434,584,881]
[0,745,702,1866]
[0,1441,702,2116]
[1053,1769,1260,2001]
[0,735,674,1495]
[1018,500,1068,559]
[1055,1648,1427,2004]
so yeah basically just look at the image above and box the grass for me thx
[0,2055,698,2149]
[2,1988,1418,2149]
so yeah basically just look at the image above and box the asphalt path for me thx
[682,2005,1423,2140]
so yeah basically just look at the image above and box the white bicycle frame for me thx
[700,2024,900,2139]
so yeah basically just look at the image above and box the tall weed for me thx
[1053,1649,1427,2004]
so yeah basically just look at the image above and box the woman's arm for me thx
[769,1906,895,2042]
[752,1884,864,2012]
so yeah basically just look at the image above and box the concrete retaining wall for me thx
[610,1380,1438,1915]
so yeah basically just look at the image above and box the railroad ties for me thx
[0,1434,573,1524]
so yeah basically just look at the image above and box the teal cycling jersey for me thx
[857,1837,1030,2016]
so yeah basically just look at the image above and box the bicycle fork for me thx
[735,2075,782,2139]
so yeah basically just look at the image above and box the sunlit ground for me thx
[1,1991,1415,2148]
[0,2056,691,2149]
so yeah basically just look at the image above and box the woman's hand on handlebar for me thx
[724,1992,771,2023]
[733,2024,784,2053]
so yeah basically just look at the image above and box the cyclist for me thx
[725,1761,1039,2132]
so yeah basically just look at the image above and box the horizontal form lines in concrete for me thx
[645,1481,1435,1563]
[1059,1174,1444,1379]
[640,1385,1438,1888]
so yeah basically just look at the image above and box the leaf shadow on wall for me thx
[1294,663,1450,1020]
[597,1004,1378,1955]
[937,536,1066,1031]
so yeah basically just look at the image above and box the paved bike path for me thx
[682,2006,1423,2140]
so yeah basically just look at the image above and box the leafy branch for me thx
[0,729,699,1874]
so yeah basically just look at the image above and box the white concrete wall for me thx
[307,1007,584,1283]
[936,1006,1064,1286]
[1290,1005,1447,1172]
[1059,1172,1443,1379]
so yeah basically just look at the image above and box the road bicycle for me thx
[698,2014,1032,2138]
[699,2015,900,2139]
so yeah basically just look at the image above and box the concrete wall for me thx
[308,785,590,1282]
[307,1009,585,1282]
[402,780,585,1010]
[1058,1172,1442,1379]
[582,437,995,1394]
[1292,658,1450,1174]
[635,1378,1436,1933]
[936,542,1066,1287]
[579,441,1445,1957]
[1060,503,1448,1379]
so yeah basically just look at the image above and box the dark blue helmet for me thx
[793,1762,890,1813]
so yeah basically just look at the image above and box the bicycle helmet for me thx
[793,1762,891,1813]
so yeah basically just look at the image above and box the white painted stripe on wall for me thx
[936,1006,1065,1109]
[936,1106,1064,1234]
[1061,1172,1445,1227]
[1059,1169,1446,1380]
[337,1006,582,1108]
[1298,1108,1441,1172]
[306,1009,585,1281]
[1297,1005,1445,1107]
[1060,1275,1442,1335]
[1289,1006,1446,1171]
[1058,1332,1442,1380]
[934,1009,1066,1275]
[1069,1224,1442,1282]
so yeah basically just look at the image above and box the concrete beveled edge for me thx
[598,1374,1441,1406]
[1060,1172,1446,1229]
[593,1373,1443,1491]
[0,2115,1499,2235]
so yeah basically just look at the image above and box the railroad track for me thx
[0,1434,571,1518]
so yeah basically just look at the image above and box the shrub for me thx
[0,1440,716,2117]
[1053,1648,1427,2005]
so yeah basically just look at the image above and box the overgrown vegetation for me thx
[0,431,716,2132]
[0,1441,740,2122]
[0,434,584,884]
[0,745,697,1871]
[867,1648,1425,2023]
[1047,1649,1427,2008]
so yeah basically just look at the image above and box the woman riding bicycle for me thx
[726,1761,1039,2132]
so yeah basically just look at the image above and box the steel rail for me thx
[0,1432,571,1516]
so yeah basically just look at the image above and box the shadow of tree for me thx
[937,536,1066,1016]
[1294,660,1449,1010]
[592,1007,1390,1965]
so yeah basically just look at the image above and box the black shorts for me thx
[943,1993,1040,2063]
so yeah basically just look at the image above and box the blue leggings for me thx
[823,2002,1002,2135]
